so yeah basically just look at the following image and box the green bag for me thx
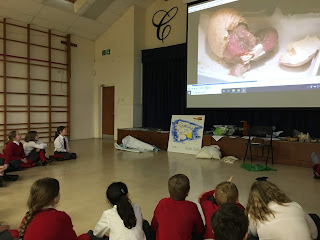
[241,163,277,171]
[213,127,228,136]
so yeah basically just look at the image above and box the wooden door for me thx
[102,86,115,135]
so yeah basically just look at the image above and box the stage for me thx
[117,128,320,168]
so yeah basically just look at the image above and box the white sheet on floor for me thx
[115,135,159,153]
[114,143,141,153]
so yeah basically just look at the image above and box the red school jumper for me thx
[21,208,90,240]
[199,190,245,239]
[3,142,33,168]
[151,197,204,240]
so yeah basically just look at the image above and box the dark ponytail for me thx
[107,182,137,229]
[54,126,65,140]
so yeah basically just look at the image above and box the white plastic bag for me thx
[196,145,222,159]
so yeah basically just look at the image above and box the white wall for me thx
[93,6,135,139]
[70,36,95,140]
[144,0,187,49]
[93,0,188,139]
[133,6,145,128]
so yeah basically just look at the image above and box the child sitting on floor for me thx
[198,176,245,240]
[246,179,318,240]
[151,174,204,240]
[2,131,34,172]
[91,182,146,240]
[54,126,77,160]
[211,203,249,240]
[19,177,89,240]
[0,223,19,240]
[24,131,51,166]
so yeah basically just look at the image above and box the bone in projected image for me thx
[207,8,279,77]
[279,36,320,67]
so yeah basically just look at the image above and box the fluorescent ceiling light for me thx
[188,0,238,13]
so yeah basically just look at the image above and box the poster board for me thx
[168,115,205,155]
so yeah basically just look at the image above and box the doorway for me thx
[102,86,115,138]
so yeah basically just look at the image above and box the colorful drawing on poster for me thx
[171,119,203,143]
[168,115,205,155]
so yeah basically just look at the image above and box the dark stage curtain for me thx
[142,43,320,137]
[142,44,186,130]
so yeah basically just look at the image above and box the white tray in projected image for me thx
[197,9,320,85]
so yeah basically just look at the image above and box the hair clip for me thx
[256,177,268,181]
[120,189,126,194]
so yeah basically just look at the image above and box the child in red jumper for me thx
[2,131,34,172]
[19,177,90,240]
[198,177,245,240]
[151,174,204,240]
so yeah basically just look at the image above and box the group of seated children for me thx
[1,174,319,240]
[0,126,77,187]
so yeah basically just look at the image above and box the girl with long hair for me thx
[19,177,89,240]
[23,131,51,166]
[246,179,318,240]
[54,126,77,160]
[1,131,34,179]
[92,182,146,240]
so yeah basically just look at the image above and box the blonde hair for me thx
[19,178,60,239]
[215,181,239,206]
[246,181,291,224]
[6,131,17,144]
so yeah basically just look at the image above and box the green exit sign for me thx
[102,49,110,56]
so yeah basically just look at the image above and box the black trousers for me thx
[310,214,320,240]
[0,230,14,240]
[54,151,77,160]
[86,220,155,240]
[27,149,45,163]
[0,158,22,173]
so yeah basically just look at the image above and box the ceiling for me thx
[0,0,157,40]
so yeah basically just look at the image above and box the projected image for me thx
[196,1,320,87]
